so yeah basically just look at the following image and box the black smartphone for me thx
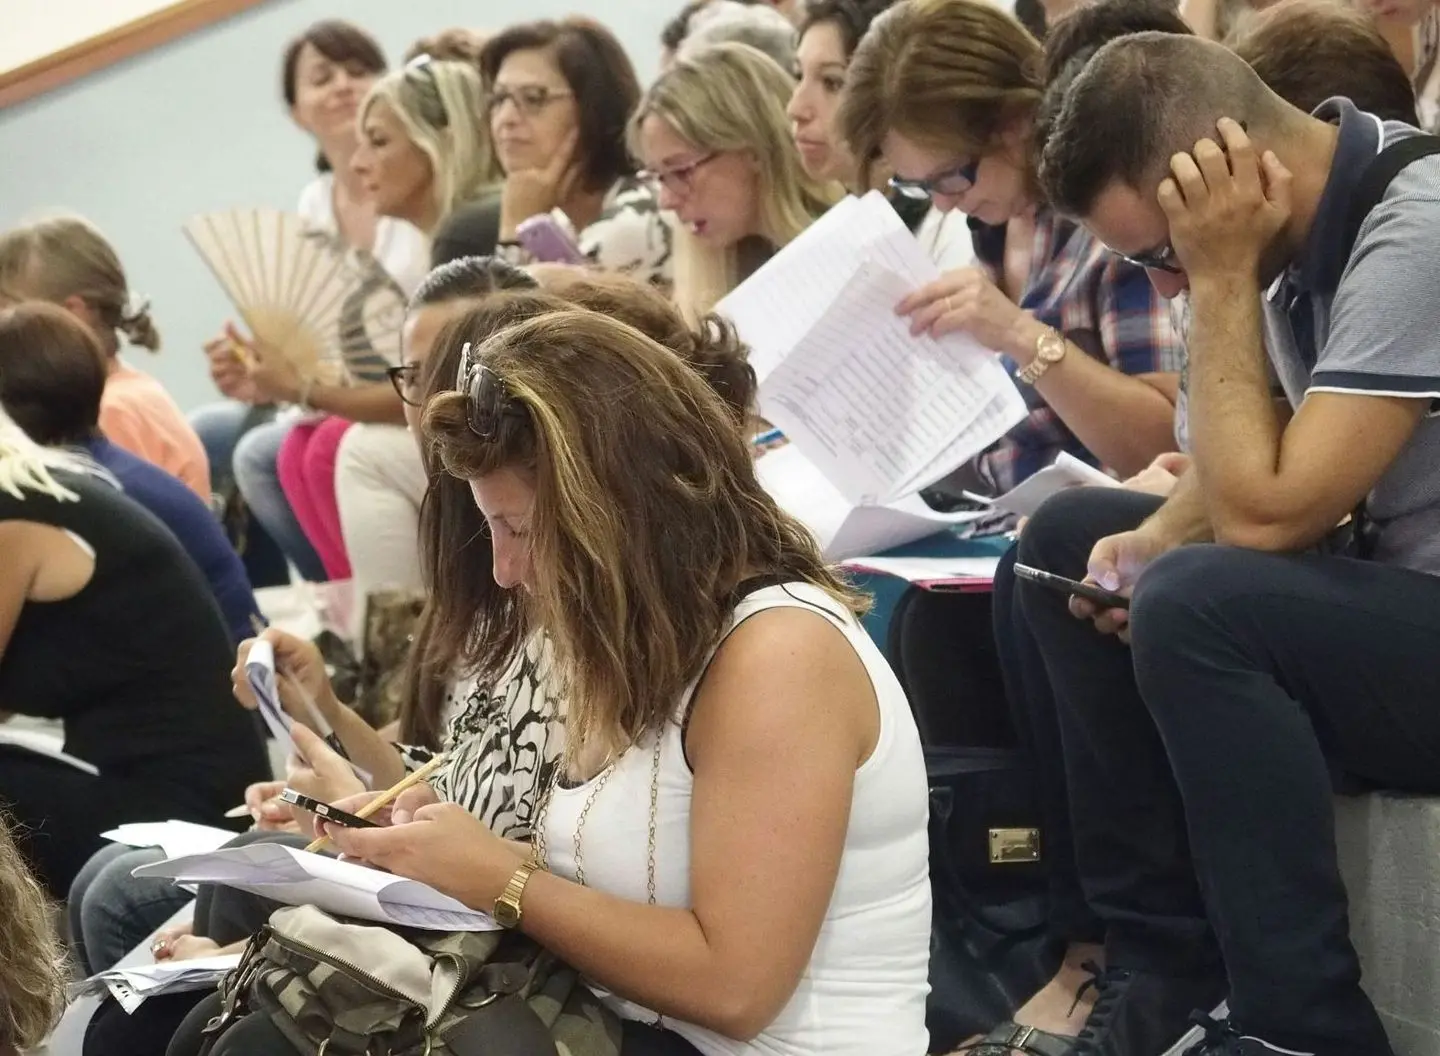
[279,788,380,829]
[1012,563,1130,610]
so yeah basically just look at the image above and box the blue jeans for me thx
[227,412,326,582]
[67,844,192,974]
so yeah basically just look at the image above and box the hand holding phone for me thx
[280,788,380,829]
[1013,563,1130,610]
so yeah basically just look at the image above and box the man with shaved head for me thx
[999,28,1440,1056]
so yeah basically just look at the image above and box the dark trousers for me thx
[0,746,246,897]
[992,546,1103,948]
[1015,486,1440,1053]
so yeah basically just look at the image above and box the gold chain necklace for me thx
[532,731,664,905]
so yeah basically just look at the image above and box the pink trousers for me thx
[275,414,352,581]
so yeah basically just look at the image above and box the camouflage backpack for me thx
[201,905,622,1056]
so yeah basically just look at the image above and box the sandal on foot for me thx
[968,1021,1077,1056]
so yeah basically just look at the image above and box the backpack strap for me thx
[1341,133,1440,264]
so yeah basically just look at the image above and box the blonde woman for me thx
[0,216,210,499]
[0,813,67,1055]
[267,56,501,587]
[0,403,267,896]
[632,42,844,321]
[196,19,412,586]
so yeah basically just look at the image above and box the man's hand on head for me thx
[1157,117,1293,283]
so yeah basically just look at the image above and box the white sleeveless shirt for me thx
[542,582,932,1056]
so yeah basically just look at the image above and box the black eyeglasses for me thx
[1117,243,1183,275]
[457,342,526,441]
[386,364,421,407]
[486,85,574,117]
[889,159,980,201]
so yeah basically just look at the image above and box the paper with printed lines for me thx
[717,191,1025,507]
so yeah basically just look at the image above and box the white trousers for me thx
[336,423,427,612]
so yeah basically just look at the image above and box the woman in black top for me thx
[0,418,268,895]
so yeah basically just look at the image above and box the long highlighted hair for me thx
[424,308,861,761]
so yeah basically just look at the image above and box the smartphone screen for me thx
[279,789,380,829]
[1012,563,1130,610]
[516,215,586,264]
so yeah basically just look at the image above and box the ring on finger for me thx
[944,295,954,314]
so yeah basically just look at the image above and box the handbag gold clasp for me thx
[989,827,1041,864]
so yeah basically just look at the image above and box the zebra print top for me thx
[397,635,565,840]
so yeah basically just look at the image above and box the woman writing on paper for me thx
[193,20,422,585]
[69,263,757,982]
[632,43,844,323]
[0,391,267,898]
[186,307,930,1055]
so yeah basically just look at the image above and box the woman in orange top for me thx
[0,215,210,500]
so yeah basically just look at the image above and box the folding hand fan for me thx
[183,208,407,385]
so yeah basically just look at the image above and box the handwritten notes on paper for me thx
[717,191,1026,514]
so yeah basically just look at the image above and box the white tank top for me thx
[542,582,932,1056]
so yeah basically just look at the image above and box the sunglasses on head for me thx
[457,342,526,441]
[888,158,980,201]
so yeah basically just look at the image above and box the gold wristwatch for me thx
[1016,326,1067,385]
[494,859,541,929]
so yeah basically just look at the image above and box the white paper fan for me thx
[183,208,407,385]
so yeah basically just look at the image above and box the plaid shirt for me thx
[968,209,1184,493]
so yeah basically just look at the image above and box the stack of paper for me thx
[757,445,987,560]
[72,954,241,1014]
[718,191,1027,510]
[133,842,500,932]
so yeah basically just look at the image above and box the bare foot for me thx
[1009,943,1105,1038]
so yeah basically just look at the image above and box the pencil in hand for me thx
[304,752,449,855]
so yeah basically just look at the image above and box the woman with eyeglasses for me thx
[433,18,672,284]
[839,0,1182,495]
[264,57,501,602]
[633,42,845,323]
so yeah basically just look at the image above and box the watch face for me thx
[494,900,520,928]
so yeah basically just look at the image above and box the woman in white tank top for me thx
[325,305,933,1056]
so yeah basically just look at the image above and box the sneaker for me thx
[1179,1012,1315,1055]
[1069,963,1227,1056]
[1161,1002,1229,1056]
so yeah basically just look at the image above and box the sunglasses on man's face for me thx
[888,158,980,201]
[1118,242,1184,275]
[457,343,527,441]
